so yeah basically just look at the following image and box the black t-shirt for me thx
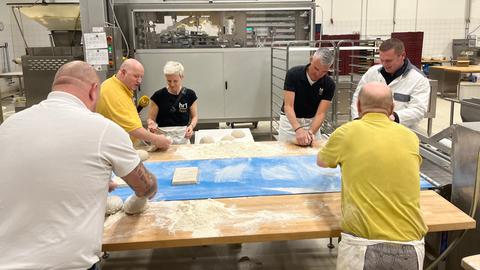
[281,64,336,118]
[150,87,198,127]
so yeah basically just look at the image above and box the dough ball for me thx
[221,135,235,141]
[105,195,123,216]
[136,149,149,161]
[200,135,215,144]
[123,195,149,215]
[231,130,245,138]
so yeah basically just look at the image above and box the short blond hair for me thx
[163,61,184,77]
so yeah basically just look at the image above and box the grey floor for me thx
[101,240,338,270]
[0,95,461,270]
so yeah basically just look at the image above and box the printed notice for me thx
[83,32,107,49]
[85,49,108,65]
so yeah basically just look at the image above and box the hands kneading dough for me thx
[123,194,149,215]
[105,195,150,215]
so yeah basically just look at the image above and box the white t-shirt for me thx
[0,91,141,270]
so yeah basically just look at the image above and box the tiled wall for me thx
[316,0,476,59]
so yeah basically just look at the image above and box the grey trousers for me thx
[363,242,419,270]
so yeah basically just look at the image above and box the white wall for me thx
[1,0,479,68]
[316,0,480,57]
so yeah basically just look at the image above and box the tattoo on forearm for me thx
[126,162,154,196]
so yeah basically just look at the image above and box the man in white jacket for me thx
[351,38,430,128]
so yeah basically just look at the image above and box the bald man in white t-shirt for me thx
[0,61,157,270]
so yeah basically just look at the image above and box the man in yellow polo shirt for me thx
[97,59,171,150]
[317,82,427,270]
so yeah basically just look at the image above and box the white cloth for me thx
[278,114,321,143]
[337,233,425,270]
[351,63,430,128]
[158,126,190,144]
[0,91,140,270]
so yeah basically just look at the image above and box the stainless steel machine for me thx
[8,2,125,108]
[22,46,82,108]
[452,39,480,65]
[446,123,480,269]
[7,2,83,108]
[112,0,315,124]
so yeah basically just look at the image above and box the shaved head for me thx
[357,82,394,117]
[117,59,144,91]
[51,61,100,111]
[119,58,143,71]
[53,61,99,89]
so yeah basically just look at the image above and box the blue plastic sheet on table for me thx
[110,155,434,201]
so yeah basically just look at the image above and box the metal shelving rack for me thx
[270,40,380,138]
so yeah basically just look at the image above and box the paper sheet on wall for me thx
[83,32,107,49]
[85,49,108,65]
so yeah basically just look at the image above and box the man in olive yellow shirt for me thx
[97,59,171,150]
[317,82,427,270]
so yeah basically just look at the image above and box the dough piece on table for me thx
[123,195,149,215]
[105,195,123,216]
[200,135,215,144]
[231,130,245,138]
[221,135,235,141]
[136,149,149,161]
[172,167,199,185]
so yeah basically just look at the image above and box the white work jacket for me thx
[351,60,430,128]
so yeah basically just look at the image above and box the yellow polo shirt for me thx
[96,75,142,133]
[318,113,427,241]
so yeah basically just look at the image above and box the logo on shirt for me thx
[318,88,324,95]
[178,103,188,113]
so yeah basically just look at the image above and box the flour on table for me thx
[174,142,319,160]
[149,198,323,237]
[153,199,238,237]
[261,165,297,180]
[214,163,248,183]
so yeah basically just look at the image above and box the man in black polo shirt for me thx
[279,48,336,146]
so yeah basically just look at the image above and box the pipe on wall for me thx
[365,0,368,37]
[414,0,419,31]
[360,0,363,37]
[465,0,472,38]
[392,0,397,33]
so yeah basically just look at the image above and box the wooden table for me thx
[429,65,480,97]
[103,142,475,251]
[462,255,480,270]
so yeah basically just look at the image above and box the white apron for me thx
[157,126,191,145]
[278,114,321,143]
